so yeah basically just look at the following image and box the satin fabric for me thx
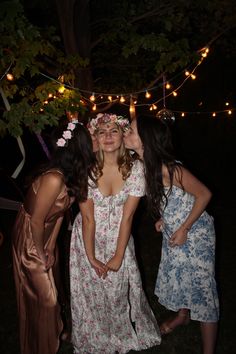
[12,170,73,354]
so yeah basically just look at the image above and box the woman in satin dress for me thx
[12,122,97,354]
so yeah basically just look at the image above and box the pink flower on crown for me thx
[63,130,72,140]
[87,113,130,135]
[56,138,66,147]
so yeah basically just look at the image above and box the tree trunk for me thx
[55,0,93,92]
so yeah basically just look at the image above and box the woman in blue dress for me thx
[124,115,219,354]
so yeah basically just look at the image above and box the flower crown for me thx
[87,113,130,135]
[56,122,77,147]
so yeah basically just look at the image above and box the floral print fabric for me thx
[155,185,219,322]
[70,160,161,353]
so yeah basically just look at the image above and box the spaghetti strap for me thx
[43,169,64,176]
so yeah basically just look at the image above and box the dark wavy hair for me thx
[30,123,97,202]
[136,115,182,219]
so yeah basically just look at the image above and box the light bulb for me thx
[90,93,95,101]
[145,91,151,98]
[58,85,65,93]
[7,73,14,81]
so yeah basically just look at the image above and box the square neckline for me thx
[97,179,128,198]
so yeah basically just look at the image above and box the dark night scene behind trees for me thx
[0,1,236,353]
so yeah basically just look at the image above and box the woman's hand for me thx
[45,248,55,270]
[89,258,108,278]
[155,219,163,232]
[169,226,189,247]
[106,255,123,272]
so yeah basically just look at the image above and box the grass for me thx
[1,201,236,354]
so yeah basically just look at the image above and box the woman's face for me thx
[96,122,123,153]
[123,119,143,156]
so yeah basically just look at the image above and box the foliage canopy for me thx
[0,0,235,136]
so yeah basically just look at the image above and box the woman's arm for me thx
[30,173,64,266]
[169,166,212,246]
[106,195,140,272]
[79,199,107,277]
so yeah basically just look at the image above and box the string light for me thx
[6,73,14,81]
[149,104,158,111]
[2,42,234,120]
[200,47,209,58]
[129,96,136,119]
[90,93,95,101]
[58,85,65,93]
[120,95,125,103]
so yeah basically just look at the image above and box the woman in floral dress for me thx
[124,115,219,354]
[70,113,161,354]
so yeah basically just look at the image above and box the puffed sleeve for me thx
[127,159,146,197]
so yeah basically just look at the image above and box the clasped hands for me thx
[89,254,122,279]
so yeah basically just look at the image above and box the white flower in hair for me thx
[56,121,78,147]
[67,122,76,131]
[57,138,66,147]
[63,130,72,139]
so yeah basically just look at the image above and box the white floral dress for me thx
[155,185,219,322]
[70,160,161,354]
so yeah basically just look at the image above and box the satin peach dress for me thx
[12,170,73,354]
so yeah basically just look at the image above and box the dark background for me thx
[0,1,236,353]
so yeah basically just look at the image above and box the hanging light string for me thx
[2,42,234,117]
[2,43,209,97]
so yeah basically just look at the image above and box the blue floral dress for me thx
[155,185,219,322]
[70,160,161,354]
